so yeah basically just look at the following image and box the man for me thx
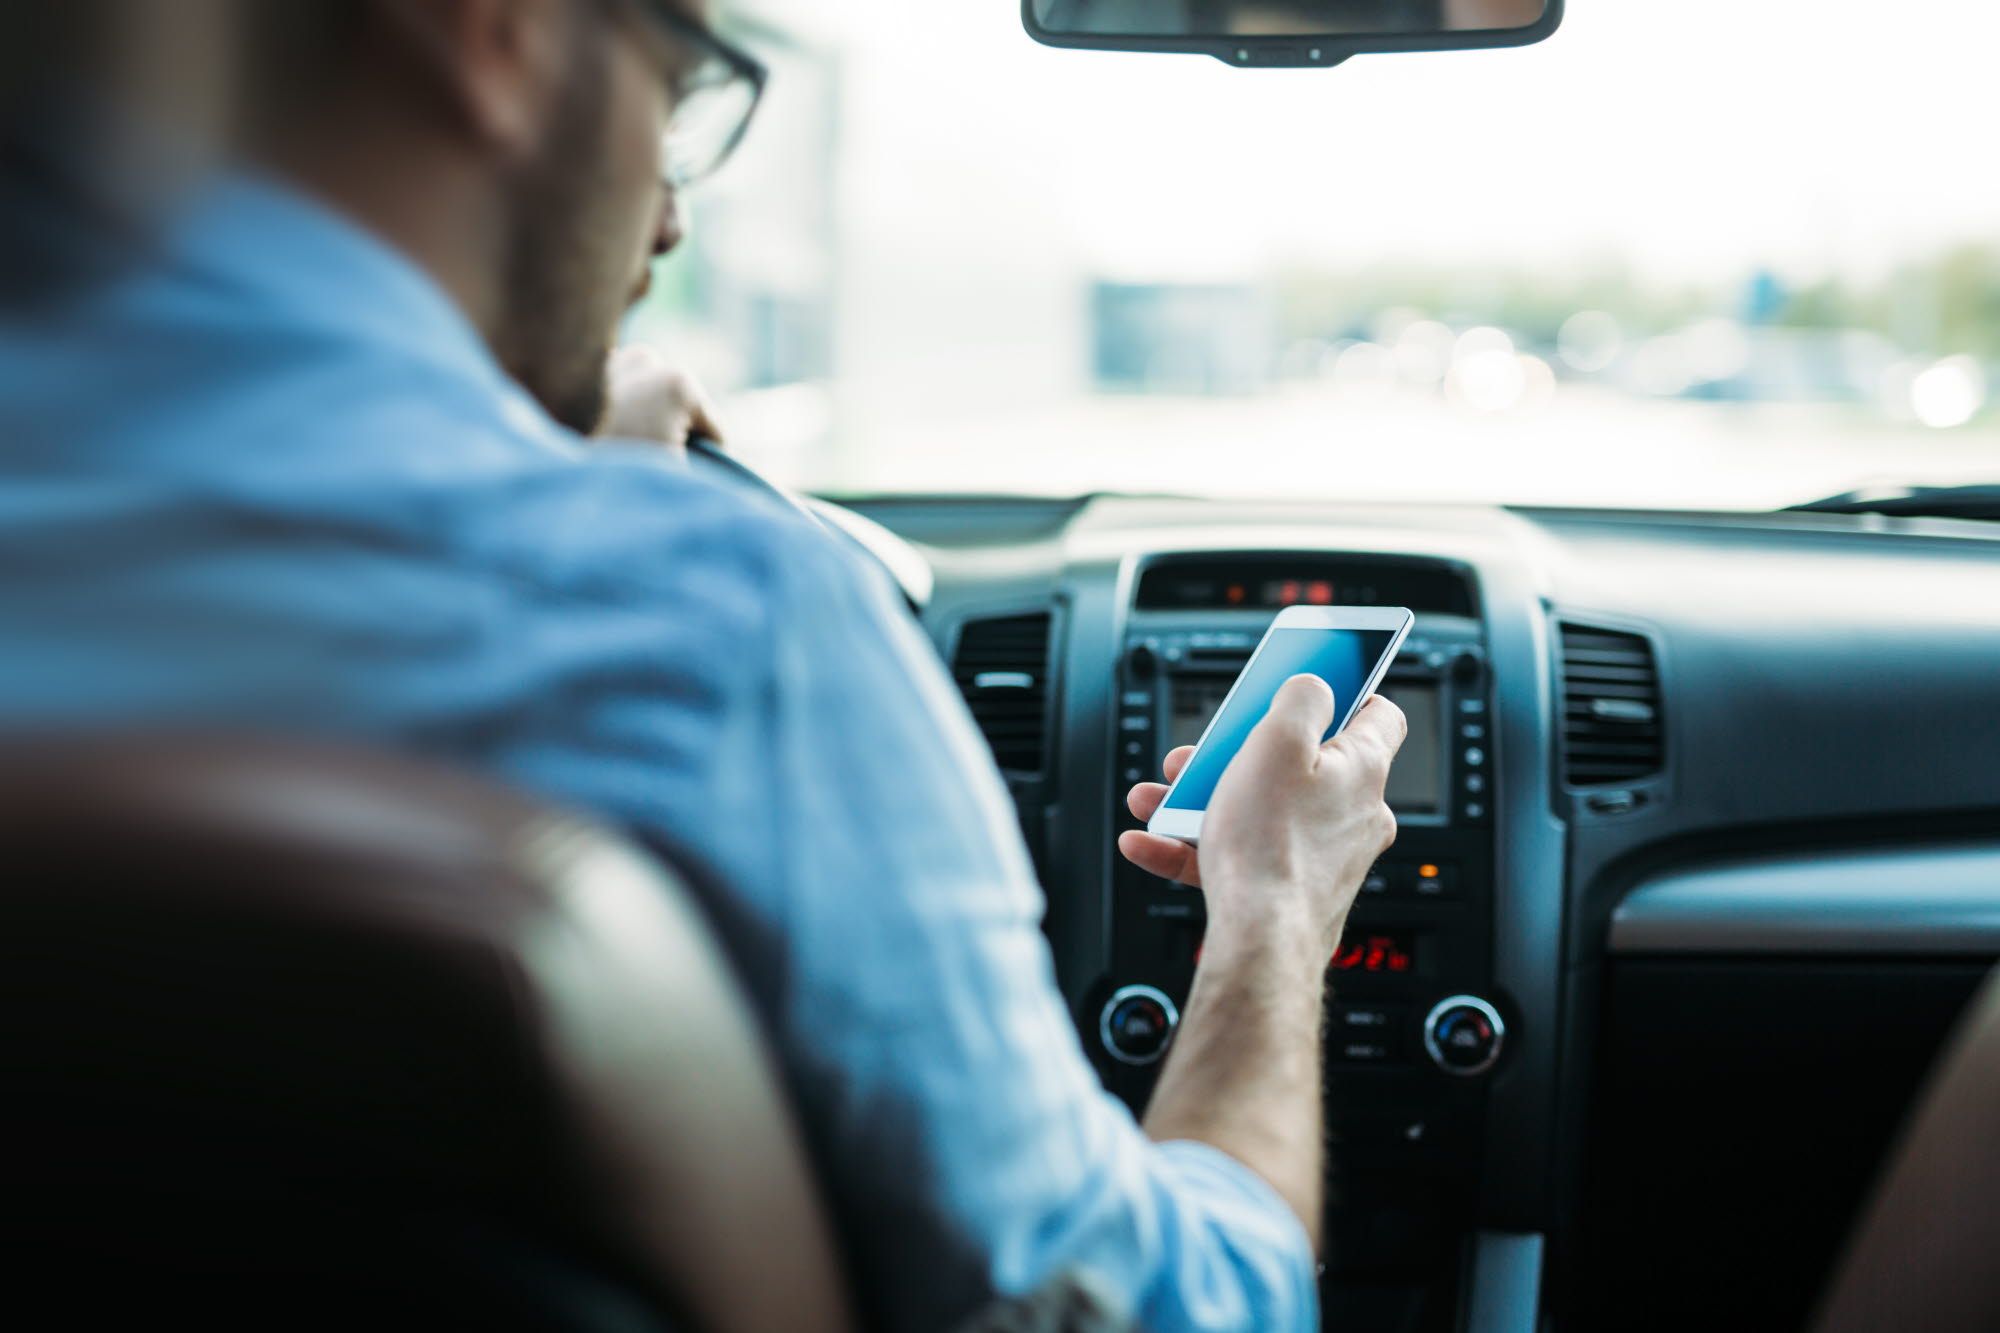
[0,3,1405,1330]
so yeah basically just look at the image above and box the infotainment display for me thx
[1168,679,1442,814]
[1380,682,1441,814]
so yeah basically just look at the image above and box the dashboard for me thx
[835,492,2000,1332]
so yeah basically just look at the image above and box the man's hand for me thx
[1127,675,1407,1249]
[1120,676,1405,952]
[599,344,725,456]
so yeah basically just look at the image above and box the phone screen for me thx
[1161,627,1399,812]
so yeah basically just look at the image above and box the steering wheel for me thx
[686,435,933,612]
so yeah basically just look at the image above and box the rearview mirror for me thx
[1022,0,1562,67]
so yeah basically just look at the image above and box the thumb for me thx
[685,385,727,447]
[1245,674,1336,764]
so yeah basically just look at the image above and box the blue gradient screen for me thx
[1162,627,1398,811]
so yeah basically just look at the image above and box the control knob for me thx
[1423,995,1505,1077]
[1100,985,1179,1066]
[1126,643,1158,680]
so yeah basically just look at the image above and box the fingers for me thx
[1335,694,1409,768]
[1246,674,1337,765]
[687,406,726,446]
[1118,829,1203,888]
[684,381,726,446]
[605,342,659,389]
[1126,746,1197,821]
[600,347,722,450]
[1126,781,1170,822]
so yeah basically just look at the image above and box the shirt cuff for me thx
[1152,1139,1321,1332]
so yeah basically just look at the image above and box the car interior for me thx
[5,1,1999,1331]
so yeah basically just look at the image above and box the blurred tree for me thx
[1932,245,2000,360]
[1271,242,2000,368]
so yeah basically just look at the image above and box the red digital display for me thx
[1259,578,1338,607]
[1332,932,1416,974]
[1196,929,1418,974]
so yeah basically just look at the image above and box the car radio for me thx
[1089,555,1503,1275]
[1114,622,1492,829]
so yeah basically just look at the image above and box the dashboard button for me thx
[1412,863,1458,898]
[1337,1040,1396,1064]
[1464,746,1485,768]
[1465,774,1486,794]
[1336,1003,1403,1034]
[1361,868,1391,896]
[1465,802,1486,820]
[1423,996,1505,1076]
[1100,985,1179,1066]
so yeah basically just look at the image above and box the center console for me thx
[1085,552,1504,1286]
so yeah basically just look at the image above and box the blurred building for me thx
[1092,282,1272,395]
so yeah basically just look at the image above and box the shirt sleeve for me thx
[736,517,1320,1333]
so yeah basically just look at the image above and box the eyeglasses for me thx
[625,1,768,190]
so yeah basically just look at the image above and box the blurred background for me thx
[626,0,2000,509]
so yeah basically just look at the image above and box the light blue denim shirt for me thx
[0,174,1316,1333]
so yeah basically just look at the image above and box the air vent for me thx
[952,614,1053,773]
[1559,624,1664,787]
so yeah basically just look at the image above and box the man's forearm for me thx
[1140,904,1336,1249]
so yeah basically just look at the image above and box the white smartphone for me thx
[1146,605,1415,843]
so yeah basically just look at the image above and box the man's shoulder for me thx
[452,444,833,610]
[272,378,842,616]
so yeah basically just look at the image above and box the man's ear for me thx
[373,0,572,160]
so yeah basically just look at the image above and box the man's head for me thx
[240,0,739,432]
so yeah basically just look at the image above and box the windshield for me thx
[626,0,2000,510]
